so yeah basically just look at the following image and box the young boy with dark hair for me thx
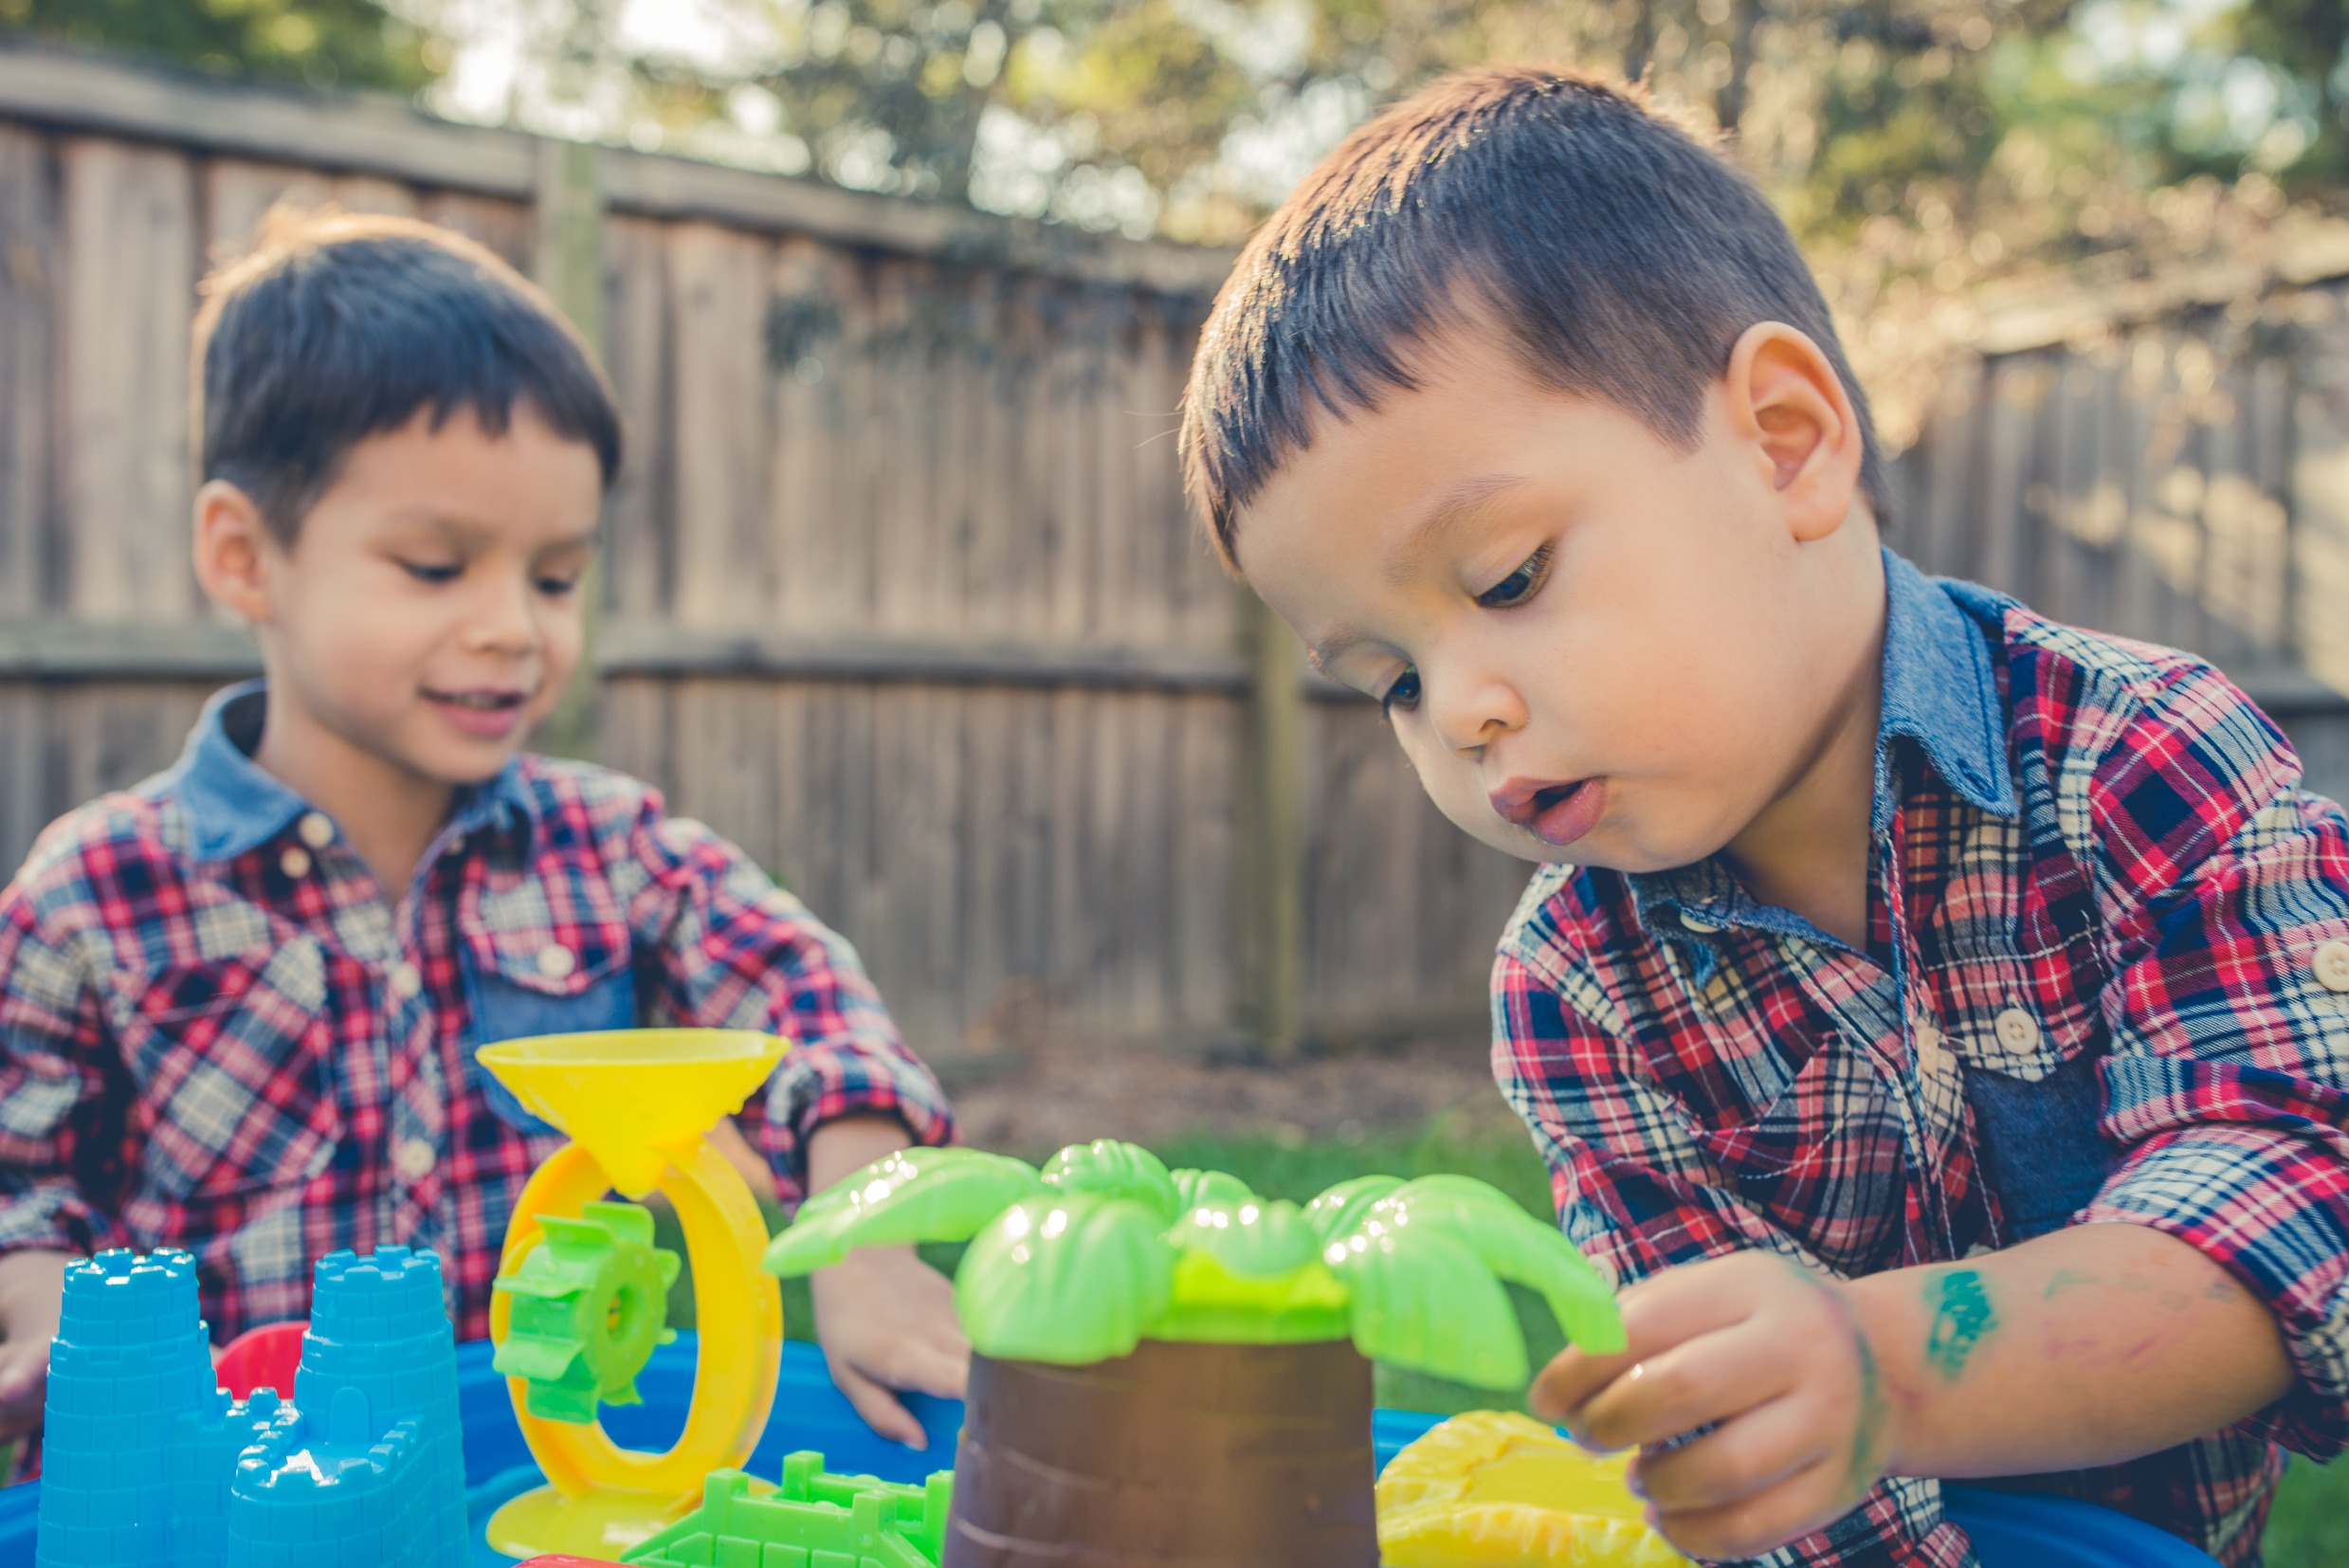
[0,210,969,1455]
[1182,66,2348,1567]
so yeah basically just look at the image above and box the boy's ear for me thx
[1721,322,1865,544]
[191,480,280,626]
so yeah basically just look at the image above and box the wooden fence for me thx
[1885,243,2349,805]
[0,43,1529,1068]
[5,44,2346,1075]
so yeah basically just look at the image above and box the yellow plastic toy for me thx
[1376,1410,1690,1567]
[479,1029,789,1560]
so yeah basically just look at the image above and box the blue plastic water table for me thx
[0,1334,2219,1566]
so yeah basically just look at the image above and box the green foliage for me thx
[0,0,440,92]
[764,1137,1618,1388]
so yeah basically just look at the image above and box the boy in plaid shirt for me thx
[0,211,967,1456]
[1181,67,2348,1567]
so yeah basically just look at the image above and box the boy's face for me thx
[209,403,602,789]
[1232,322,1881,874]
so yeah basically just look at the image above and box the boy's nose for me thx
[1429,672,1526,755]
[464,576,542,653]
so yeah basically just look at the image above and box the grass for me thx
[2267,1456,2349,1568]
[647,1114,2349,1566]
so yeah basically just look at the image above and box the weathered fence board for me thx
[1887,276,2349,802]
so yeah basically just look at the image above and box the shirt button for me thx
[392,1138,436,1181]
[1679,911,1721,935]
[298,811,336,849]
[537,943,576,979]
[278,846,312,879]
[2314,939,2349,994]
[387,961,423,1000]
[1914,1022,1948,1074]
[1994,1007,2042,1054]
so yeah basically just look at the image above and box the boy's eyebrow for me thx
[376,509,599,551]
[1383,473,1528,585]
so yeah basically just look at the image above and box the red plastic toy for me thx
[211,1319,307,1399]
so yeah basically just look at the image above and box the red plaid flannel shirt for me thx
[1494,556,2349,1566]
[0,683,954,1345]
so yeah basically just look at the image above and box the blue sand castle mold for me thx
[622,1454,954,1568]
[34,1246,466,1568]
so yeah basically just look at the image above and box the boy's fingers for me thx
[1646,1454,1847,1562]
[890,1339,969,1400]
[0,1344,45,1400]
[830,1358,929,1450]
[1532,1269,1757,1423]
[1630,1392,1831,1516]
[1569,1322,1794,1452]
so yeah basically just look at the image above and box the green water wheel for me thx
[492,1199,682,1424]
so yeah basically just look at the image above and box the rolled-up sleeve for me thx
[2081,784,2349,1457]
[627,807,955,1201]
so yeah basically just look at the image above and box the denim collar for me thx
[166,679,538,865]
[1629,549,2017,956]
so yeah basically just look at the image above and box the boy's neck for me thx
[1719,574,1887,953]
[252,687,458,903]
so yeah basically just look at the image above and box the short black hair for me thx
[1179,64,1888,563]
[193,208,623,542]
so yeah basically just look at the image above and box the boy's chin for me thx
[392,731,531,789]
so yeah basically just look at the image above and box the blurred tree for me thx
[0,0,443,92]
[2231,0,2348,180]
[409,0,2341,435]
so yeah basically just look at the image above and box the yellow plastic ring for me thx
[488,1138,783,1501]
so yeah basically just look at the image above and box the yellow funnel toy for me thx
[481,1030,789,1561]
[1377,1411,1690,1567]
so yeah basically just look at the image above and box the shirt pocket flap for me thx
[463,935,639,1137]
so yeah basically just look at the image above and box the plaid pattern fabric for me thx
[0,684,953,1345]
[1495,558,2349,1567]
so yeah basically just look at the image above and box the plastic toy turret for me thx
[622,1456,954,1568]
[36,1250,215,1565]
[33,1246,467,1568]
[284,1247,468,1565]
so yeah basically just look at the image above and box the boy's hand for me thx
[809,1244,969,1449]
[1530,1250,1894,1562]
[803,1114,972,1449]
[0,1249,71,1443]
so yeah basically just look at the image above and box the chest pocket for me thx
[113,934,341,1201]
[462,942,639,1137]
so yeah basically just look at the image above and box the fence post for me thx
[1242,591,1308,1059]
[532,136,606,760]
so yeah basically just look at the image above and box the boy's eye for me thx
[1475,543,1553,610]
[536,573,582,596]
[1380,667,1423,716]
[400,559,461,585]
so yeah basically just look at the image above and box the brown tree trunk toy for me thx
[943,1338,1380,1567]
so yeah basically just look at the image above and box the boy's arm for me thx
[1533,1223,2293,1560]
[0,884,137,1439]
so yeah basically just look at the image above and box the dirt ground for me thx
[942,1030,1515,1158]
